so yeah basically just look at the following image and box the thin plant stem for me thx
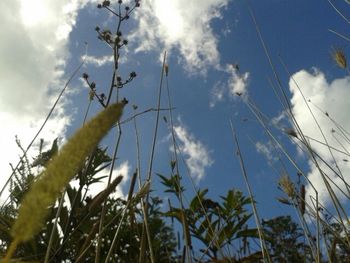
[44,191,66,263]
[327,0,350,26]
[245,98,322,262]
[75,208,124,262]
[116,107,175,127]
[133,115,155,263]
[141,51,168,263]
[146,51,167,182]
[170,125,230,262]
[164,65,195,263]
[279,56,350,197]
[104,204,129,262]
[230,120,272,263]
[82,99,93,125]
[0,52,87,201]
[308,99,350,144]
[95,125,122,263]
[328,28,350,43]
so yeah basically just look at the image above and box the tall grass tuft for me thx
[4,102,124,262]
[332,48,347,69]
[279,175,296,199]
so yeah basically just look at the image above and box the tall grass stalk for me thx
[146,51,167,182]
[164,64,194,263]
[44,191,66,263]
[133,111,156,263]
[140,51,168,263]
[93,2,142,258]
[245,7,326,258]
[164,64,235,261]
[327,0,350,26]
[279,175,318,259]
[244,98,322,261]
[279,59,350,249]
[230,121,272,263]
[280,56,350,196]
[95,123,123,262]
[328,29,350,43]
[169,123,233,262]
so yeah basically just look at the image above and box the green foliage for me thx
[261,216,313,262]
[158,173,185,197]
[32,138,58,168]
[0,142,179,262]
[159,172,258,262]
[323,222,350,263]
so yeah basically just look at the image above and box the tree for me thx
[261,216,313,263]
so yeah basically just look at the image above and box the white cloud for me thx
[131,0,230,74]
[271,110,289,128]
[289,69,350,207]
[81,51,128,67]
[174,124,213,182]
[255,141,277,164]
[88,161,131,199]
[82,54,114,67]
[210,64,249,106]
[0,0,97,197]
[228,69,249,98]
[209,81,225,108]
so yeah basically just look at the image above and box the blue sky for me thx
[1,0,350,225]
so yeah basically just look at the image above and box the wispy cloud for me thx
[82,54,114,67]
[210,64,250,107]
[255,141,278,164]
[210,81,226,107]
[131,0,231,74]
[289,69,350,206]
[174,124,213,182]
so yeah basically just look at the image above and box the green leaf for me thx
[190,188,209,211]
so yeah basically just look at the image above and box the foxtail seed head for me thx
[7,103,123,259]
[332,48,347,69]
[279,175,296,199]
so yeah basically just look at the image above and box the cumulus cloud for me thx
[174,124,213,182]
[0,0,98,196]
[289,69,350,207]
[131,0,230,74]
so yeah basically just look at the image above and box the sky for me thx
[1,0,350,225]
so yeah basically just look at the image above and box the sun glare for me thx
[20,0,49,27]
[154,0,184,40]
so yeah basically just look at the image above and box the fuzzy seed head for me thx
[11,103,124,243]
[279,175,296,198]
[332,48,347,69]
[164,64,169,76]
